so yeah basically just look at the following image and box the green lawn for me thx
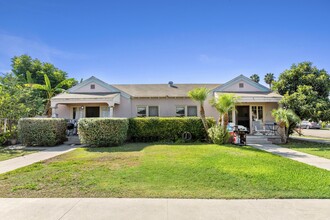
[0,147,38,162]
[282,139,330,159]
[0,143,329,198]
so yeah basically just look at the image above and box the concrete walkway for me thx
[0,145,77,174]
[249,144,330,171]
[0,198,329,220]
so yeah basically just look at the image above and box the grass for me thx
[282,139,330,159]
[292,134,330,141]
[0,147,38,161]
[0,143,329,198]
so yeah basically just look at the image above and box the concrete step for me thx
[64,136,81,145]
[247,135,273,144]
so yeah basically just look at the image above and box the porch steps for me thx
[64,135,81,145]
[247,135,281,144]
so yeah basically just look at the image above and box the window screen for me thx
[148,106,159,117]
[187,106,197,116]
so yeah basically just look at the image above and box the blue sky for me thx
[0,0,329,85]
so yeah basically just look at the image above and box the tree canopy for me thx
[264,73,275,89]
[188,87,210,133]
[0,54,77,120]
[250,74,260,83]
[273,62,330,122]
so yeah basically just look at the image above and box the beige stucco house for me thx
[51,75,282,133]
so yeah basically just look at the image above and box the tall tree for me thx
[210,93,239,128]
[273,62,330,122]
[250,74,260,83]
[11,54,72,87]
[264,73,275,88]
[10,54,77,117]
[0,73,44,119]
[188,87,210,133]
[25,73,76,117]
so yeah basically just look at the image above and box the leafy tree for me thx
[250,74,260,83]
[0,73,44,119]
[188,87,210,133]
[272,108,300,143]
[273,62,330,121]
[210,93,239,128]
[9,54,77,117]
[11,54,74,88]
[25,73,76,117]
[264,73,275,88]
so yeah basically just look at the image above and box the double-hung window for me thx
[252,106,263,122]
[137,106,159,117]
[137,106,147,117]
[176,106,198,117]
[176,106,185,117]
[187,106,197,116]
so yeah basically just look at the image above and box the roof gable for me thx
[214,75,270,92]
[68,76,123,94]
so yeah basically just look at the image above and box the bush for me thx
[78,118,129,147]
[18,118,67,146]
[208,125,230,145]
[128,117,215,142]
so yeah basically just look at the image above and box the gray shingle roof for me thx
[112,84,221,98]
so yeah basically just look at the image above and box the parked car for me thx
[299,121,321,129]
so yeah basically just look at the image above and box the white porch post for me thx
[51,107,57,118]
[109,106,114,118]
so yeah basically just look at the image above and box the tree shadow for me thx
[83,142,154,153]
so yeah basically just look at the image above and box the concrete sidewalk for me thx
[0,198,329,220]
[249,144,330,171]
[0,145,77,174]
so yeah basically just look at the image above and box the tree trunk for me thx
[44,99,51,117]
[200,105,209,134]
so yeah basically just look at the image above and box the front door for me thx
[236,106,250,132]
[85,107,100,117]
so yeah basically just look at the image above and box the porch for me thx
[50,93,121,119]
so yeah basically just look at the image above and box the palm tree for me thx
[188,87,210,133]
[210,93,239,128]
[272,108,300,143]
[250,74,260,83]
[264,73,275,89]
[25,73,75,117]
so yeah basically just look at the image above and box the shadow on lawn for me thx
[83,141,268,155]
[84,142,153,153]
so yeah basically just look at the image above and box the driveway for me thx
[300,129,330,139]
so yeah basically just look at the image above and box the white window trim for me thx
[137,105,160,117]
[176,105,198,117]
[251,105,265,122]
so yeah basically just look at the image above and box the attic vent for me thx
[239,83,244,88]
[91,84,95,89]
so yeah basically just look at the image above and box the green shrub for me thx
[0,132,11,145]
[78,118,129,147]
[128,117,215,142]
[208,125,230,145]
[18,118,67,146]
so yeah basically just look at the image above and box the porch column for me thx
[109,106,114,118]
[51,107,57,118]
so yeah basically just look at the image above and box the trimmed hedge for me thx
[78,118,129,147]
[128,117,215,142]
[18,118,67,146]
